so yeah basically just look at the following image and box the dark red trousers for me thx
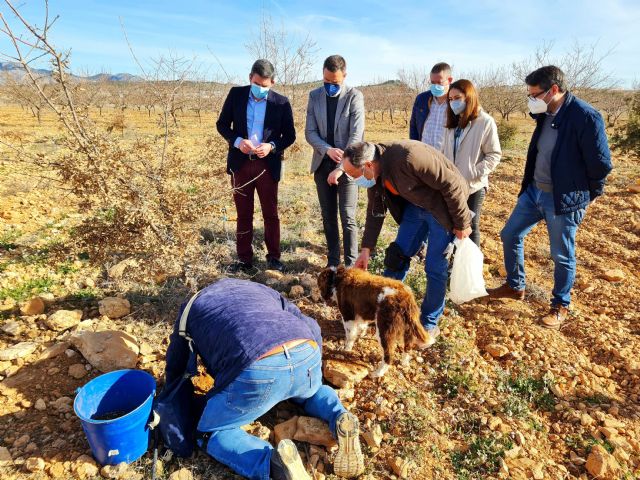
[231,158,280,264]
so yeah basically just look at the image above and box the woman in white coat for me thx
[442,79,501,246]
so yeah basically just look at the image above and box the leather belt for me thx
[258,339,318,360]
[535,181,553,193]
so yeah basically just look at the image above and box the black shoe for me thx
[266,257,285,272]
[229,261,258,275]
[270,439,311,480]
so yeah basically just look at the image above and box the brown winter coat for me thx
[361,140,472,250]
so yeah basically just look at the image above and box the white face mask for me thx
[527,89,551,114]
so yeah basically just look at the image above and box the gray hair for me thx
[343,142,376,167]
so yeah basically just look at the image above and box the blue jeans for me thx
[384,203,454,329]
[197,342,347,480]
[500,183,586,307]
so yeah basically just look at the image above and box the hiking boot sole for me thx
[334,413,365,478]
[276,439,312,480]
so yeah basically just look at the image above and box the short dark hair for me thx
[431,62,451,75]
[323,55,347,73]
[250,59,275,80]
[343,142,376,167]
[525,65,566,92]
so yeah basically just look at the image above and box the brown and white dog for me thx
[317,266,434,377]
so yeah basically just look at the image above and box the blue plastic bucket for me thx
[74,369,156,465]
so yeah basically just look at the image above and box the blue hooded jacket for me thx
[409,91,435,141]
[520,92,612,214]
[164,279,322,395]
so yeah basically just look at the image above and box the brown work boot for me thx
[540,305,569,329]
[487,283,525,300]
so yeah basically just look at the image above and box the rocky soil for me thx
[0,112,639,479]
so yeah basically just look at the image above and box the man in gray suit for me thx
[305,55,365,267]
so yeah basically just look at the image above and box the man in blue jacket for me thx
[409,62,453,150]
[216,60,296,274]
[165,279,364,480]
[489,65,612,329]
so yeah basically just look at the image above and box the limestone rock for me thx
[0,446,13,467]
[274,416,299,444]
[485,343,510,358]
[388,456,414,479]
[0,341,37,361]
[73,454,99,478]
[289,285,305,298]
[570,450,586,465]
[25,456,45,472]
[580,413,595,426]
[362,424,383,449]
[169,467,194,480]
[38,342,71,361]
[294,416,337,448]
[51,396,73,413]
[98,297,131,319]
[1,320,22,336]
[323,360,369,388]
[108,258,138,279]
[264,269,284,280]
[69,330,139,372]
[45,309,83,331]
[101,462,129,479]
[68,363,88,379]
[20,297,45,316]
[585,445,621,480]
[602,269,625,282]
[602,417,625,429]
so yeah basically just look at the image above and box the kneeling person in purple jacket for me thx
[164,278,364,480]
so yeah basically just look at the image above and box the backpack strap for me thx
[179,290,201,342]
[178,290,201,376]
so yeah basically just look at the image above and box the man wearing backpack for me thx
[164,278,364,480]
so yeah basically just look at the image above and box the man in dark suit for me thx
[217,59,296,273]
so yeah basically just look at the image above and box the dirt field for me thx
[0,105,639,480]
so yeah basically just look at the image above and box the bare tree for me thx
[512,40,617,95]
[245,12,318,110]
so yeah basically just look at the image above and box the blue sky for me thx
[0,0,638,87]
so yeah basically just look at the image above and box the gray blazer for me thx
[305,85,365,173]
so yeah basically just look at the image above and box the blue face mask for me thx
[430,83,447,97]
[450,99,466,115]
[354,167,376,188]
[251,83,270,100]
[324,82,341,97]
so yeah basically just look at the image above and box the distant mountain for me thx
[86,72,141,82]
[0,62,140,83]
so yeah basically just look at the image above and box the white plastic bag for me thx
[448,237,488,304]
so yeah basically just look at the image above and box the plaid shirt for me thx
[421,100,448,150]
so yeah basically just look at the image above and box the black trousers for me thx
[314,157,358,267]
[467,187,486,246]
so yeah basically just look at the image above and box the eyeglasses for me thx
[527,89,550,101]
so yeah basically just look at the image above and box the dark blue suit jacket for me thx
[216,85,296,181]
[521,92,612,214]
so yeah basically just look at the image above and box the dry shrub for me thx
[0,1,231,275]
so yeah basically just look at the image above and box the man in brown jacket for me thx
[342,140,472,340]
